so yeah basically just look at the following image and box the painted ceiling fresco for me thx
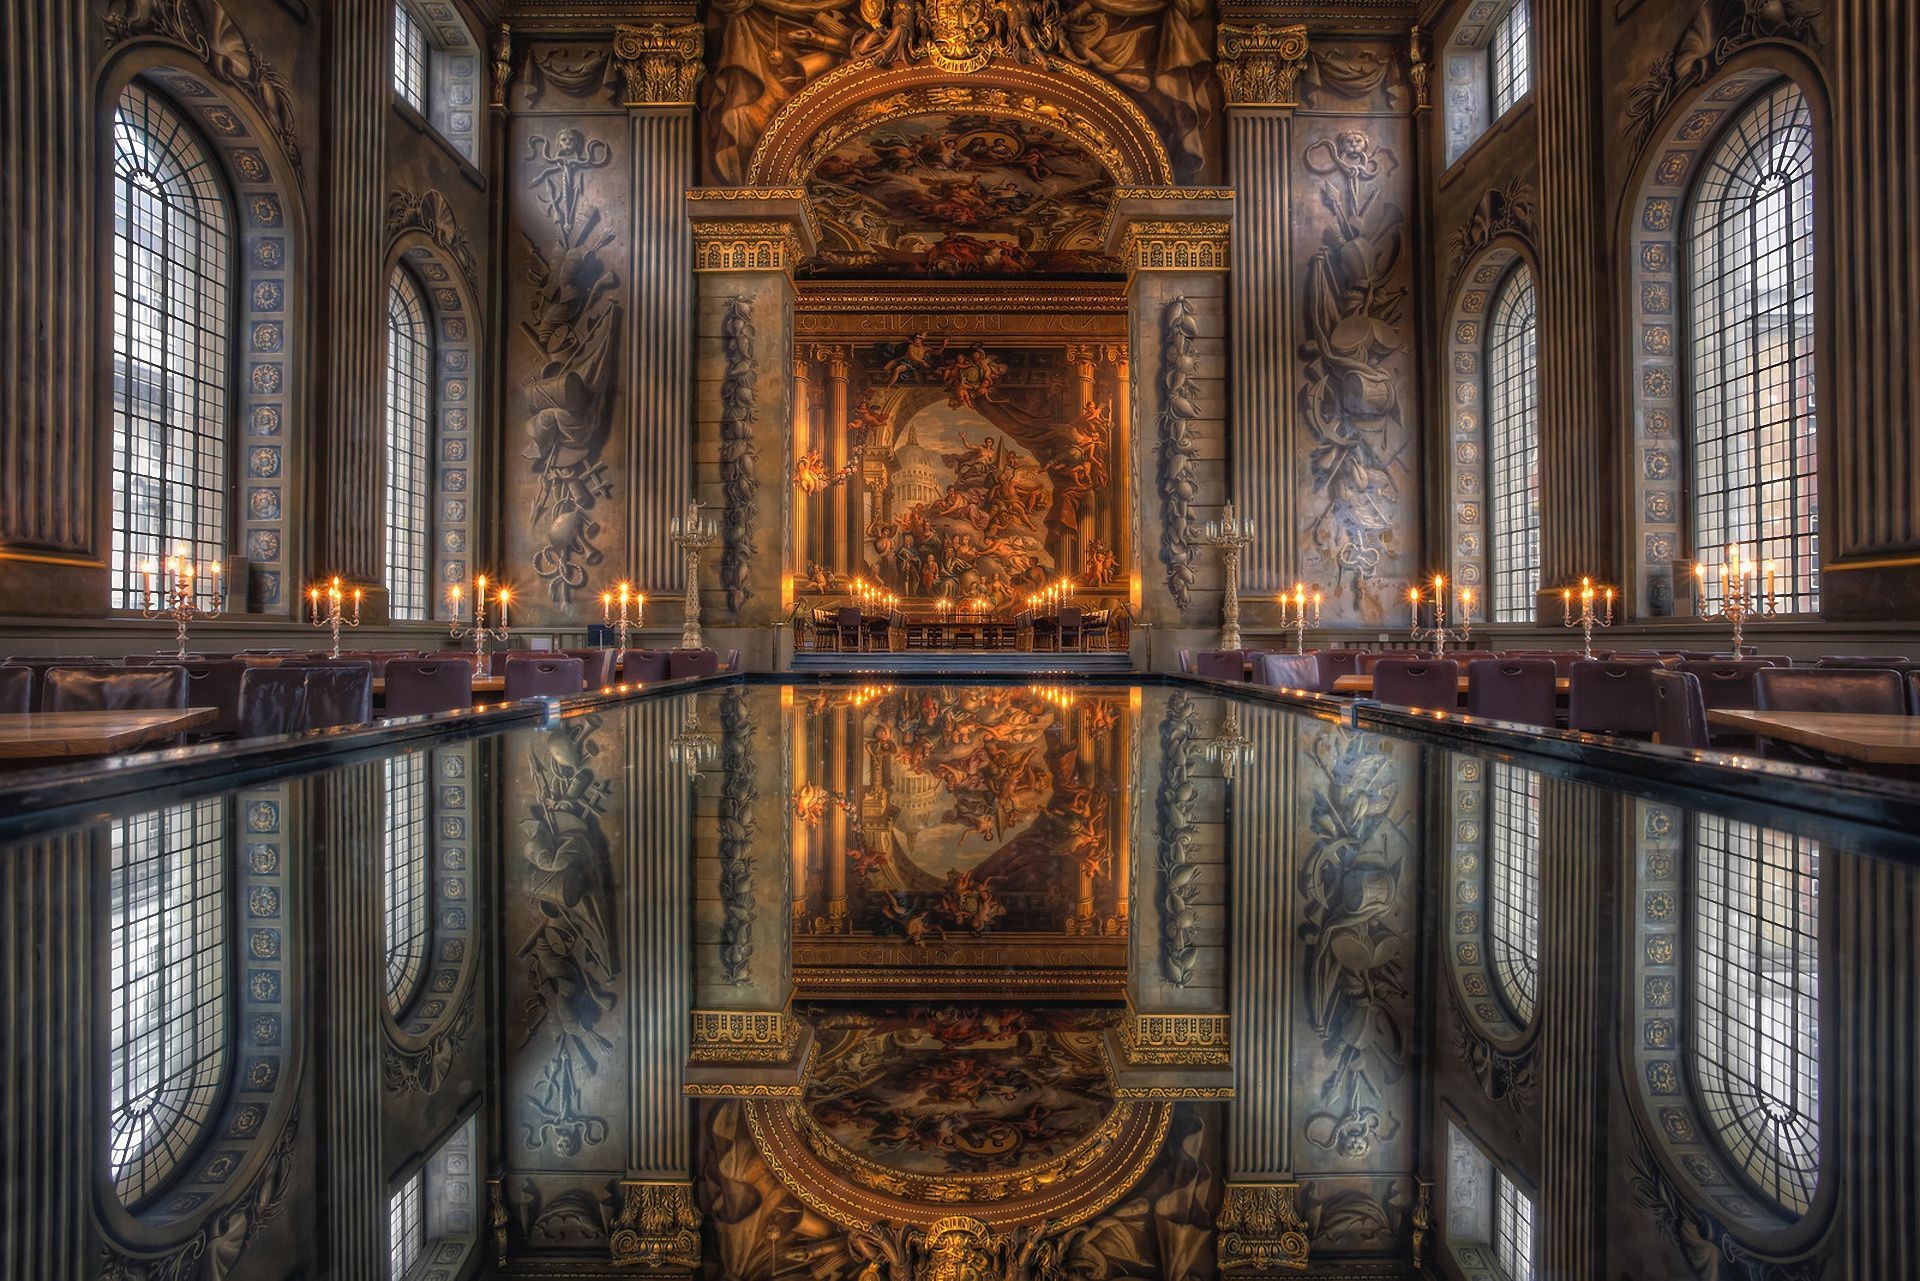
[803,114,1121,277]
[801,1005,1118,1176]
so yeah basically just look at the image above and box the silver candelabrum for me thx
[139,547,228,659]
[447,574,512,673]
[1561,576,1616,660]
[1202,704,1255,783]
[1195,502,1256,650]
[669,703,717,777]
[306,576,363,658]
[671,503,720,650]
[600,581,645,652]
[1692,546,1778,654]
[1278,582,1324,655]
[1408,574,1474,656]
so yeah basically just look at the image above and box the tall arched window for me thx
[1487,762,1540,1023]
[1690,814,1820,1214]
[1687,82,1819,613]
[1487,266,1539,621]
[109,84,234,611]
[108,798,229,1207]
[384,753,432,1014]
[385,270,433,622]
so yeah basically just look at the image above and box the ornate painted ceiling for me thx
[803,112,1120,278]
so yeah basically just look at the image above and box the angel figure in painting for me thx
[942,344,1009,408]
[882,331,949,387]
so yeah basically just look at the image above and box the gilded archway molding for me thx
[747,57,1175,188]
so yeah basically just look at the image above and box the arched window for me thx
[108,798,229,1207]
[1690,814,1820,1214]
[385,270,433,622]
[1487,762,1540,1023]
[109,84,234,611]
[1486,266,1539,621]
[1686,82,1819,614]
[384,753,432,1014]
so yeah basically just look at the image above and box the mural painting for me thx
[795,340,1128,606]
[805,113,1119,278]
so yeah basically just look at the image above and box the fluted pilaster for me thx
[627,699,693,1176]
[320,0,391,583]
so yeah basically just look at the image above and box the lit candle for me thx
[449,584,463,618]
[1460,588,1474,619]
[1409,586,1421,628]
[497,587,510,627]
[1312,590,1322,609]
[145,561,158,607]
[1764,561,1775,599]
[602,589,613,622]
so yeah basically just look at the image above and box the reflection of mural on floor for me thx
[802,1005,1117,1176]
[804,114,1119,278]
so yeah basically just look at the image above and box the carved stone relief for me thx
[717,688,758,985]
[720,298,760,616]
[1157,296,1201,612]
[387,188,479,296]
[1156,689,1202,988]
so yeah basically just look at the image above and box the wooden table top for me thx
[371,674,507,696]
[0,707,219,759]
[1706,710,1920,764]
[1334,675,1572,695]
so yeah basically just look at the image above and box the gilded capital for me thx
[612,22,704,106]
[1216,22,1310,108]
[1217,1182,1311,1272]
[608,1180,701,1270]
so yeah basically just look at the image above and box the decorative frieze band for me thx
[1123,1010,1231,1066]
[692,220,808,274]
[1217,1182,1311,1273]
[612,22,704,106]
[689,1008,802,1063]
[1115,220,1231,272]
[1216,22,1310,107]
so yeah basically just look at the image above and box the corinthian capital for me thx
[1216,22,1310,108]
[612,22,704,106]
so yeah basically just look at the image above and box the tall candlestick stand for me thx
[1278,582,1324,655]
[1560,576,1616,660]
[1692,545,1777,653]
[671,503,720,650]
[448,574,511,672]
[306,576,363,658]
[669,703,717,777]
[600,581,645,652]
[1195,502,1256,650]
[1408,574,1474,656]
[140,546,227,659]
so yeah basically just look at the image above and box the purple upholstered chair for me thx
[488,648,555,677]
[1057,606,1086,651]
[1674,660,1771,711]
[618,649,671,682]
[1193,650,1250,681]
[300,662,374,728]
[1652,669,1713,750]
[174,659,250,737]
[383,659,475,717]
[0,664,29,714]
[1312,649,1367,692]
[564,648,617,688]
[504,656,584,700]
[667,648,722,680]
[43,665,188,712]
[1255,653,1320,690]
[235,668,310,738]
[1358,652,1432,674]
[1816,655,1915,671]
[1566,660,1662,735]
[10,658,113,710]
[1465,658,1559,727]
[1370,657,1460,710]
[1755,667,1907,715]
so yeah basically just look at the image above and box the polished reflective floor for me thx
[2,680,1914,1279]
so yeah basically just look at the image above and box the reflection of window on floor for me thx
[1488,762,1541,1023]
[108,798,229,1208]
[384,753,431,1015]
[389,1167,425,1279]
[1446,1120,1537,1281]
[1691,814,1820,1214]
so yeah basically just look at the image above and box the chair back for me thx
[1755,667,1907,715]
[564,649,618,687]
[1058,606,1085,648]
[1255,653,1320,690]
[336,650,422,676]
[618,649,671,682]
[10,658,114,710]
[1674,659,1770,711]
[301,662,374,729]
[44,665,188,712]
[383,660,475,718]
[1817,655,1914,671]
[1465,658,1559,727]
[1651,669,1712,749]
[0,664,29,714]
[1358,651,1432,674]
[1193,650,1249,681]
[835,608,862,646]
[1312,650,1367,691]
[1566,660,1661,734]
[504,656,584,700]
[175,660,249,736]
[1371,658,1460,710]
[488,648,554,676]
[667,648,721,680]
[235,668,311,739]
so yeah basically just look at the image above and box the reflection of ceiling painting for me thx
[801,1005,1117,1177]
[803,114,1120,277]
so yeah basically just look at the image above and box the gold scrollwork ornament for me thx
[608,1180,702,1269]
[1217,1182,1311,1272]
[1216,23,1311,108]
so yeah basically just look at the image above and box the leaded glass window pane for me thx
[1488,265,1540,622]
[384,753,431,1014]
[1687,81,1819,613]
[1488,762,1541,1023]
[109,84,233,612]
[393,3,428,112]
[1491,0,1531,118]
[1690,814,1820,1213]
[389,1168,425,1278]
[108,798,229,1207]
[384,271,433,622]
[1492,1169,1536,1280]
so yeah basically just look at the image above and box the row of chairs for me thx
[1653,665,1920,751]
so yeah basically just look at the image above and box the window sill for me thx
[1438,94,1535,192]
[390,96,487,193]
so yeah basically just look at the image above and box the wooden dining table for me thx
[0,707,220,760]
[1333,675,1573,696]
[1706,710,1920,765]
[370,674,507,698]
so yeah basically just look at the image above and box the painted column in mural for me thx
[1218,22,1309,599]
[688,193,810,666]
[820,346,852,577]
[1107,193,1234,667]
